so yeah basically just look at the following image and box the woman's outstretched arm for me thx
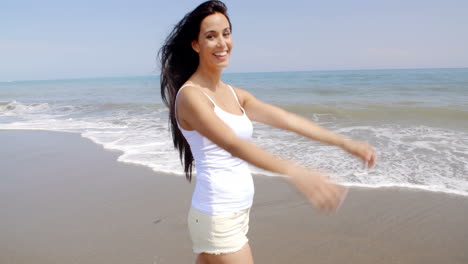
[177,85,347,212]
[235,87,376,168]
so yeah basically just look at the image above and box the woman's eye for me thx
[207,34,215,39]
[224,32,231,36]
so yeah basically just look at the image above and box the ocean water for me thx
[1,68,467,196]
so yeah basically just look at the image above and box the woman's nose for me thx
[216,37,226,48]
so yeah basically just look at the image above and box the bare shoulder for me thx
[176,83,214,129]
[176,84,210,109]
[176,83,200,101]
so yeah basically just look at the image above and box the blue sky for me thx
[1,0,467,81]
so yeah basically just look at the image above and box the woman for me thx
[159,1,376,263]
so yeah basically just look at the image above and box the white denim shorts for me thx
[187,206,251,255]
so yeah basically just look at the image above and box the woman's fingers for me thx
[322,183,348,212]
[368,150,376,168]
[308,179,347,212]
[335,185,349,211]
[351,141,376,169]
[288,167,348,213]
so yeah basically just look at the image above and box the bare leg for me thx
[196,253,209,264]
[198,243,254,264]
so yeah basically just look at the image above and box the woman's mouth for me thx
[214,51,228,57]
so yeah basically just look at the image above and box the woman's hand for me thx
[286,166,348,212]
[341,140,376,169]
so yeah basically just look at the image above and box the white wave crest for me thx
[0,101,50,116]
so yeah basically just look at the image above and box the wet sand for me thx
[1,130,467,264]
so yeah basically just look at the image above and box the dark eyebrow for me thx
[203,27,231,35]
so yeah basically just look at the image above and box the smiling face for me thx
[192,12,232,70]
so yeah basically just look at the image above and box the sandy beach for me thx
[1,129,467,264]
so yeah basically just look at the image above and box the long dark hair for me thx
[159,1,232,182]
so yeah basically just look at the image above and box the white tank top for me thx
[175,84,254,215]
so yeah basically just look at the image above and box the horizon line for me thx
[2,66,467,83]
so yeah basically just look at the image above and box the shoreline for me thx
[1,129,467,263]
[2,128,466,198]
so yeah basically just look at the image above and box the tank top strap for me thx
[200,91,217,107]
[176,83,243,112]
[227,85,245,111]
[176,83,218,107]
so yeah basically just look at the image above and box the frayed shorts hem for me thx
[188,206,251,255]
[193,239,248,255]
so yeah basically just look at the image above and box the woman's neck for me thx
[191,64,224,91]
